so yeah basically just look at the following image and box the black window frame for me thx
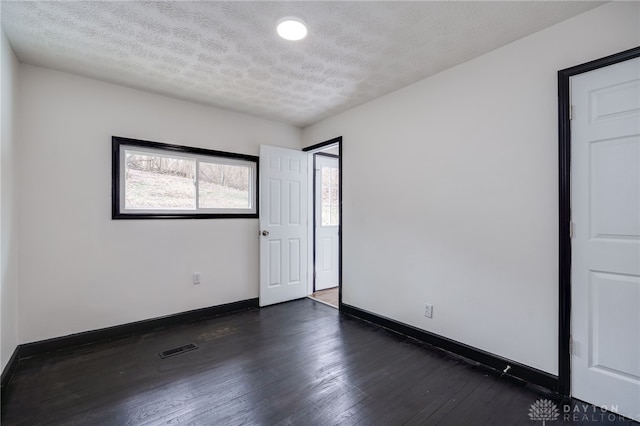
[112,136,259,220]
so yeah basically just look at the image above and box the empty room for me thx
[1,1,639,425]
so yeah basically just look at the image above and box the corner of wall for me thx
[1,28,21,372]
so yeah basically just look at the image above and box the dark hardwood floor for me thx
[2,299,637,425]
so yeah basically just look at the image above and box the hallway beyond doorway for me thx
[309,287,338,308]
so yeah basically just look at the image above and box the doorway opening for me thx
[303,137,342,309]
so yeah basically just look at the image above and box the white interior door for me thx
[315,154,339,291]
[571,57,640,421]
[259,145,308,307]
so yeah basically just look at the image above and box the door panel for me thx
[315,154,339,291]
[259,145,308,306]
[571,57,640,421]
[268,179,281,225]
[589,271,640,379]
[288,238,301,284]
[289,181,301,224]
[268,240,281,287]
[590,137,639,238]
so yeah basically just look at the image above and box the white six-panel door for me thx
[259,145,308,307]
[570,57,640,421]
[315,155,340,291]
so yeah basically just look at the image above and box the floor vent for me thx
[159,343,199,359]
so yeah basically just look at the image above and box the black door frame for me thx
[303,137,343,307]
[557,46,640,397]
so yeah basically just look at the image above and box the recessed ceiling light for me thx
[277,17,307,41]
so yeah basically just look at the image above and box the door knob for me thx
[262,230,270,236]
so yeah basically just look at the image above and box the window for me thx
[112,137,258,219]
[321,165,339,226]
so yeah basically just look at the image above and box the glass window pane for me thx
[331,206,339,226]
[321,165,339,226]
[321,167,331,205]
[125,151,196,209]
[198,162,250,209]
[322,205,331,226]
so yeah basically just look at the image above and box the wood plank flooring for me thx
[2,299,637,425]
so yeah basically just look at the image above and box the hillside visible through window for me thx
[198,162,250,209]
[125,152,250,210]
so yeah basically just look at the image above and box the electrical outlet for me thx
[193,272,201,285]
[424,303,433,318]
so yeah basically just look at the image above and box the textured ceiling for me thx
[1,1,602,127]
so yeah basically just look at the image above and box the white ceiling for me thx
[1,1,602,127]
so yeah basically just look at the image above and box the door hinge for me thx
[569,336,573,354]
[569,104,574,120]
[569,220,574,239]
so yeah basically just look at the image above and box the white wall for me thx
[17,65,301,343]
[1,30,20,370]
[302,2,640,375]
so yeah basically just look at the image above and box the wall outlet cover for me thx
[424,303,433,318]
